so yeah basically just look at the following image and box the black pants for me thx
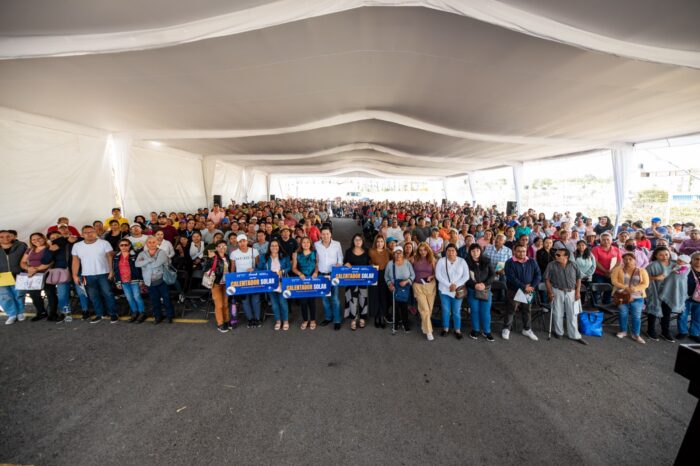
[393,301,409,327]
[648,302,672,337]
[28,289,47,315]
[300,297,316,322]
[369,269,390,321]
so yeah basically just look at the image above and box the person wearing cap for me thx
[611,252,650,344]
[385,245,416,332]
[47,217,81,238]
[314,226,344,329]
[104,207,129,227]
[645,247,688,342]
[207,203,225,227]
[645,217,669,250]
[677,252,700,342]
[230,233,262,328]
[678,229,700,256]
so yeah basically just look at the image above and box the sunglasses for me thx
[119,244,130,247]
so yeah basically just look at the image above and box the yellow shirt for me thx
[105,216,130,226]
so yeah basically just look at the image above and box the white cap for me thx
[393,245,404,254]
[236,233,248,242]
[678,254,691,263]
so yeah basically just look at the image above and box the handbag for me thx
[446,259,467,299]
[579,311,604,337]
[392,262,411,303]
[163,263,178,285]
[691,270,700,302]
[46,268,71,285]
[201,256,218,289]
[15,272,45,291]
[612,268,638,305]
[474,288,489,301]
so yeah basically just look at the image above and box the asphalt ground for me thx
[0,218,695,465]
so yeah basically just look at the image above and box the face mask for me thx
[625,245,636,251]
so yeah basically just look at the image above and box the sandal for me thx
[351,320,357,331]
[274,321,281,331]
[300,321,308,330]
[310,321,317,330]
[282,322,289,331]
[359,319,366,329]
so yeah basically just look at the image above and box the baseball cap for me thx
[393,245,404,254]
[236,234,248,242]
[678,254,691,263]
[651,217,662,223]
[386,237,398,244]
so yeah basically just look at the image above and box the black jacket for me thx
[465,256,496,290]
[0,240,28,276]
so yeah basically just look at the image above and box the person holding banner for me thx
[386,245,416,332]
[315,226,344,330]
[412,242,437,340]
[230,233,262,328]
[369,235,391,328]
[343,233,370,330]
[204,240,232,333]
[292,237,318,330]
[257,239,292,331]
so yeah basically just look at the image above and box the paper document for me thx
[514,288,533,304]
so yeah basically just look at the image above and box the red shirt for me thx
[119,254,131,282]
[636,238,652,250]
[47,225,81,237]
[591,245,622,276]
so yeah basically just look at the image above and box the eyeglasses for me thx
[555,253,566,257]
[119,244,130,247]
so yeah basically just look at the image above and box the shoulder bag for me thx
[446,259,467,299]
[201,256,218,289]
[612,268,637,305]
[392,262,411,303]
[46,245,71,285]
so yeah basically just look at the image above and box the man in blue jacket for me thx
[503,244,541,341]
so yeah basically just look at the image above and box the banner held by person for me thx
[281,276,332,299]
[225,270,279,296]
[331,265,378,286]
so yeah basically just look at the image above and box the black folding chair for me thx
[181,269,212,319]
[588,282,618,324]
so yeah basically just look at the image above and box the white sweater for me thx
[435,257,469,298]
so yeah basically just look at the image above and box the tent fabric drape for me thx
[467,172,477,207]
[611,145,634,233]
[512,162,524,213]
[3,0,698,69]
[0,117,113,240]
[107,133,133,215]
[123,145,206,215]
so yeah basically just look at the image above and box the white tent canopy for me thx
[1,1,699,235]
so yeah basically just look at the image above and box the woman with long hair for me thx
[645,246,688,342]
[20,232,52,321]
[465,243,496,341]
[369,234,391,328]
[257,239,292,331]
[203,240,232,333]
[412,242,437,340]
[292,236,318,330]
[343,233,370,330]
[611,252,650,344]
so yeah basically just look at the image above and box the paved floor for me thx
[0,219,694,465]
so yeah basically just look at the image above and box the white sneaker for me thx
[64,314,73,323]
[17,313,26,322]
[522,329,539,341]
[5,316,17,325]
[426,332,434,341]
[502,328,510,340]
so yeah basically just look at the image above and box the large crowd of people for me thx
[1,199,699,345]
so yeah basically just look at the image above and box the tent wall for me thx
[0,113,113,240]
[123,145,206,216]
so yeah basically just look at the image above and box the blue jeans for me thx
[122,282,145,314]
[440,292,463,330]
[321,284,341,323]
[268,292,289,321]
[56,283,71,313]
[240,293,261,320]
[85,274,117,317]
[148,281,174,318]
[678,299,700,336]
[467,288,492,333]
[73,281,89,311]
[0,285,25,317]
[618,298,644,336]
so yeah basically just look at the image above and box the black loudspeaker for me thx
[270,194,276,201]
[506,201,518,216]
[441,198,447,205]
[213,195,222,206]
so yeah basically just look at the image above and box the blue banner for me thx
[225,270,279,296]
[331,265,378,286]
[281,277,332,298]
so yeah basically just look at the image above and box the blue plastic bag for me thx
[579,311,603,337]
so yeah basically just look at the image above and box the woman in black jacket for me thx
[203,240,232,333]
[467,243,496,341]
[465,243,496,341]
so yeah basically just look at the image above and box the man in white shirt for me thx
[230,233,262,328]
[71,225,118,323]
[314,226,344,329]
[386,218,403,242]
